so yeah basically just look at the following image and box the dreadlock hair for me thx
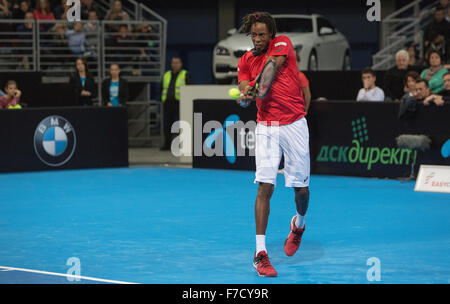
[241,12,277,39]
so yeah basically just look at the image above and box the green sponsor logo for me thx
[316,117,417,170]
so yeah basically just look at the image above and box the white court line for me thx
[0,266,137,284]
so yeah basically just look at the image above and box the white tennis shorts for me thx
[254,117,310,187]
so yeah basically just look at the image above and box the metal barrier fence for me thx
[0,19,36,72]
[0,18,164,83]
[102,20,162,81]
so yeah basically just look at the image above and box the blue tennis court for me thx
[0,167,448,284]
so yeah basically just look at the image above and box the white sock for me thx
[256,235,266,255]
[295,213,305,229]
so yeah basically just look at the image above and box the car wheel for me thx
[308,51,318,71]
[342,52,351,71]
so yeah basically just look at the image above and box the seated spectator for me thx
[383,50,411,102]
[69,58,97,106]
[83,10,99,57]
[16,11,34,70]
[424,5,449,63]
[438,71,450,97]
[66,22,86,55]
[356,67,385,102]
[48,22,69,58]
[16,10,33,33]
[107,24,137,73]
[403,70,420,97]
[102,63,128,107]
[426,71,450,104]
[296,53,311,113]
[420,50,448,93]
[53,0,69,20]
[133,23,157,58]
[104,0,130,32]
[33,0,55,31]
[13,0,31,20]
[81,0,103,20]
[406,44,425,73]
[0,80,22,110]
[437,0,449,22]
[0,0,11,18]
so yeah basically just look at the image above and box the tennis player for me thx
[236,12,310,277]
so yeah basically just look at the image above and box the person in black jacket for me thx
[102,63,128,107]
[69,57,97,106]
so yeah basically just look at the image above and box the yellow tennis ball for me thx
[228,88,241,99]
[8,104,22,109]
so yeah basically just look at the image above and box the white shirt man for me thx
[356,67,385,102]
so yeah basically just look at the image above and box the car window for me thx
[237,17,313,34]
[275,18,313,33]
[317,18,336,33]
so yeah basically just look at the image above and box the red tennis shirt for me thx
[238,35,306,125]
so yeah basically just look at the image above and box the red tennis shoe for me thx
[253,251,277,277]
[284,216,305,257]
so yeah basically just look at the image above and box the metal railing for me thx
[36,20,101,78]
[0,18,164,82]
[0,20,36,72]
[102,20,163,81]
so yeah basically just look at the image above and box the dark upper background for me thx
[133,0,436,84]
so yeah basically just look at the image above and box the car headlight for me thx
[216,46,230,56]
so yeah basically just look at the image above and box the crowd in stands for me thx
[356,1,450,112]
[0,0,158,73]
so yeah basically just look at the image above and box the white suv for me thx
[213,14,351,83]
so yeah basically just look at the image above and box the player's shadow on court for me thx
[267,240,325,264]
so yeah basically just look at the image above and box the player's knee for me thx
[257,183,274,200]
[294,186,309,196]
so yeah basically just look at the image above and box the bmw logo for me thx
[34,116,76,167]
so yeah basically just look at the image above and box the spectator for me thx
[16,11,34,70]
[33,0,55,31]
[356,67,385,102]
[104,0,130,32]
[420,50,448,93]
[66,22,86,55]
[0,80,22,110]
[133,23,158,76]
[13,0,31,20]
[102,63,128,107]
[437,0,449,21]
[295,53,311,113]
[53,0,69,20]
[81,0,103,20]
[0,0,11,18]
[403,70,420,97]
[423,5,449,63]
[47,22,69,58]
[108,23,137,73]
[83,10,99,57]
[160,56,192,150]
[69,57,97,106]
[425,71,450,104]
[383,50,411,102]
[16,10,33,32]
[438,71,450,98]
[406,44,425,73]
[398,78,434,119]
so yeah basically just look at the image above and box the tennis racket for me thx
[252,59,277,99]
